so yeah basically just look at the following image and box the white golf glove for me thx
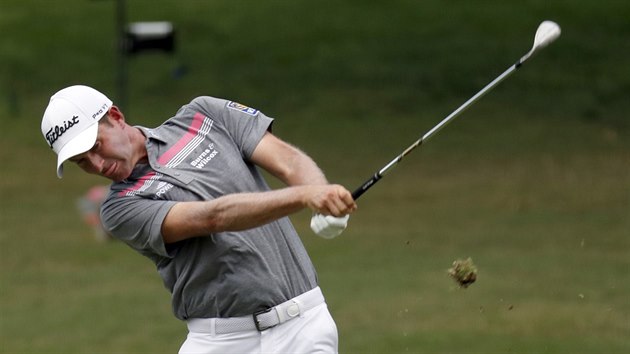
[310,214,350,239]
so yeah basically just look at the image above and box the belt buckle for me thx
[253,307,277,331]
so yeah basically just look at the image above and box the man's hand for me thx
[305,184,355,239]
[305,184,356,217]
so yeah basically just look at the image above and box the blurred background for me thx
[1,0,628,353]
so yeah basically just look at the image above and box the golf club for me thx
[351,20,561,200]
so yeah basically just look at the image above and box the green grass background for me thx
[1,0,629,353]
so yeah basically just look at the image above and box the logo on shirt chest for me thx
[190,143,219,169]
[155,181,174,197]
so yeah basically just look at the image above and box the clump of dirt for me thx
[448,258,478,288]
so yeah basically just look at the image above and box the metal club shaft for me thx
[351,21,561,201]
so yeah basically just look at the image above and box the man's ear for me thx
[106,105,125,126]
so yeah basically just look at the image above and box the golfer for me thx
[41,85,356,353]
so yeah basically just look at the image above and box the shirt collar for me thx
[136,126,167,143]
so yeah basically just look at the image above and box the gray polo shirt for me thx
[101,96,318,320]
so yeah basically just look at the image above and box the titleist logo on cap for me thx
[45,115,80,148]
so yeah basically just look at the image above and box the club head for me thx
[533,21,561,51]
[519,20,561,64]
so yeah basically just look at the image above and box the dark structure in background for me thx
[124,21,175,55]
[113,0,176,112]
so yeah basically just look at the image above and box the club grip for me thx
[351,173,382,200]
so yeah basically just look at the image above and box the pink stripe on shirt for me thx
[119,171,157,196]
[119,112,206,197]
[158,112,206,165]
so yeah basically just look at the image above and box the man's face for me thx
[68,115,137,182]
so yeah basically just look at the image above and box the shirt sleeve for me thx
[186,96,274,159]
[101,195,177,258]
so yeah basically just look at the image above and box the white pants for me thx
[179,295,338,353]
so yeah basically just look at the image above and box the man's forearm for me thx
[197,187,309,232]
[281,150,329,186]
[249,133,328,186]
[162,185,319,243]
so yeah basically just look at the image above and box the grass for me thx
[1,0,629,353]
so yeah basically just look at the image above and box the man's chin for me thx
[106,169,131,183]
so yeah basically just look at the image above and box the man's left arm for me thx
[250,132,356,238]
[250,132,328,186]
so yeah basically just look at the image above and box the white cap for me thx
[41,85,112,178]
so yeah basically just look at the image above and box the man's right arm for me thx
[161,184,353,244]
